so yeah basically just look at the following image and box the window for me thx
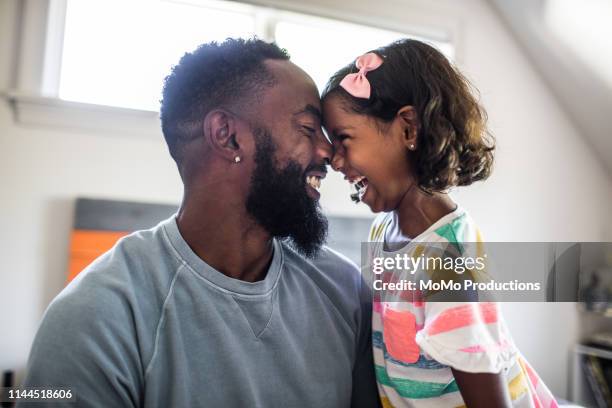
[9,0,454,133]
[53,0,453,111]
[274,14,454,91]
[59,0,258,110]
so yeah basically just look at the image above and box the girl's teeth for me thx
[346,176,368,203]
[350,177,368,202]
[351,176,365,185]
[358,183,367,198]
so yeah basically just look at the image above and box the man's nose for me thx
[314,132,333,167]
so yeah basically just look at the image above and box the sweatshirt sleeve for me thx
[17,274,143,408]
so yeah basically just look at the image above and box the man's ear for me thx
[396,105,420,151]
[203,109,241,162]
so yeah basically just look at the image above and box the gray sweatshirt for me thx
[19,216,379,407]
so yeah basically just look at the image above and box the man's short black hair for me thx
[160,38,289,168]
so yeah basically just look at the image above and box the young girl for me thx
[322,40,557,408]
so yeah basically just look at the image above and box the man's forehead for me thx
[264,59,314,86]
[262,59,321,114]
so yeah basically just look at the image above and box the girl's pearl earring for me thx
[234,156,241,163]
[409,144,415,150]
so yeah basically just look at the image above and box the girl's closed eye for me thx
[334,134,351,144]
[331,135,348,153]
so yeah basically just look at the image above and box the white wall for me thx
[1,0,611,399]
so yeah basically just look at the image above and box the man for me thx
[20,39,380,407]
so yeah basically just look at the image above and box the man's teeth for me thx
[306,175,321,190]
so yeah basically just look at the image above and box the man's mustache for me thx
[304,163,328,176]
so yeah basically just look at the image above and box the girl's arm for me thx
[451,368,513,408]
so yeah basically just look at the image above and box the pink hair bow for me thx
[339,52,384,99]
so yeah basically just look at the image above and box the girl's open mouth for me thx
[349,176,369,203]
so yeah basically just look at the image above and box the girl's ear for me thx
[396,106,420,151]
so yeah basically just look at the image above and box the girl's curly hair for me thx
[322,39,495,193]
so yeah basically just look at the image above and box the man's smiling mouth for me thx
[305,169,326,197]
[306,175,322,190]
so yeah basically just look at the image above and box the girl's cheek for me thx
[347,148,358,161]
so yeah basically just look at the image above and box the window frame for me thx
[5,0,460,137]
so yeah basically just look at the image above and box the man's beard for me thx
[246,127,328,258]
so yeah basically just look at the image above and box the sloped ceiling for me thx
[489,0,612,174]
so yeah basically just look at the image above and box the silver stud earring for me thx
[234,156,241,163]
[409,144,415,150]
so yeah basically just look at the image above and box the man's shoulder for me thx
[314,245,360,271]
[75,221,179,288]
[281,242,368,312]
[312,245,364,288]
[48,220,180,329]
[29,222,180,376]
[283,243,361,285]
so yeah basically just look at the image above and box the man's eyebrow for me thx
[294,104,322,121]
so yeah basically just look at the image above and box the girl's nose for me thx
[331,150,345,173]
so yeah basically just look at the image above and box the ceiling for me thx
[489,0,612,175]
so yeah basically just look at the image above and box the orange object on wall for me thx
[67,198,178,284]
[67,230,129,283]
